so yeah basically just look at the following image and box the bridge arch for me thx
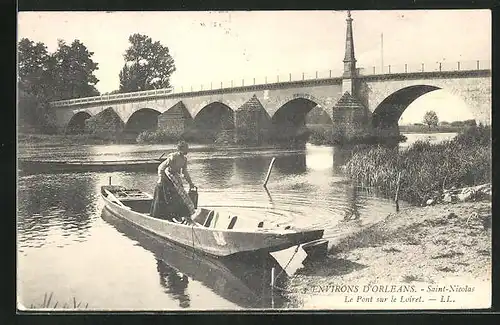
[272,97,331,126]
[271,97,332,142]
[193,102,235,142]
[124,108,161,134]
[273,94,330,120]
[65,111,92,134]
[371,85,440,129]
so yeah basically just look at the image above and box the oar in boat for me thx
[103,189,129,208]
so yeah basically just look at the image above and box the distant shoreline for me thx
[17,129,461,148]
[398,124,469,134]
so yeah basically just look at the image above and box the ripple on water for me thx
[198,185,396,246]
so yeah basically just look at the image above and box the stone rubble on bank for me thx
[425,183,491,206]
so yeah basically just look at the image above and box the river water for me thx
[17,133,456,310]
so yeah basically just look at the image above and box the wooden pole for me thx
[109,176,112,185]
[395,171,401,212]
[270,267,275,308]
[263,157,276,188]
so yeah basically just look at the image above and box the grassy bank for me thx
[18,133,131,147]
[343,125,491,205]
[306,124,407,146]
[285,201,491,305]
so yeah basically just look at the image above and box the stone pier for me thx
[234,95,271,144]
[157,101,193,137]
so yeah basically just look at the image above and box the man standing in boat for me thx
[150,141,196,224]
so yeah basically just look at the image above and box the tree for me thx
[50,39,100,100]
[119,34,176,93]
[18,38,52,99]
[423,111,439,129]
[17,38,55,131]
[18,37,100,132]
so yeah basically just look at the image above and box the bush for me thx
[136,128,235,144]
[136,129,180,144]
[307,124,332,145]
[307,125,407,146]
[344,131,491,205]
[454,124,491,147]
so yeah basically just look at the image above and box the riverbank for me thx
[399,124,475,134]
[285,200,491,305]
[343,125,491,205]
[18,133,126,147]
[18,131,309,148]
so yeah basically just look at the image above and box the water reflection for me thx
[199,158,235,188]
[343,182,361,222]
[17,173,97,247]
[332,145,353,173]
[157,259,190,308]
[234,155,273,183]
[101,209,289,309]
[274,153,307,175]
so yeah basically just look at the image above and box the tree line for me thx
[18,34,176,132]
[422,110,477,129]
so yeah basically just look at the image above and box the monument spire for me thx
[342,10,357,95]
[343,10,357,78]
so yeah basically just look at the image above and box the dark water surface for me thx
[18,143,405,310]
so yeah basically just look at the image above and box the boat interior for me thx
[102,185,291,231]
[102,185,153,213]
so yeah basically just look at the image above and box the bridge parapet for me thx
[359,59,491,75]
[49,59,490,109]
[50,88,174,108]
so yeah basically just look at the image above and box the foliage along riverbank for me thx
[18,133,130,147]
[306,124,408,146]
[343,124,491,206]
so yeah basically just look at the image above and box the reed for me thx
[344,125,491,205]
[28,292,89,310]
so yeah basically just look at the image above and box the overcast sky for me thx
[18,10,491,123]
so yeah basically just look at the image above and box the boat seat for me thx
[227,216,237,229]
[204,210,215,227]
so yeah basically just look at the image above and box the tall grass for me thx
[27,292,89,310]
[343,125,492,205]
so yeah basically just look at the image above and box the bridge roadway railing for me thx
[50,59,491,108]
[359,59,491,75]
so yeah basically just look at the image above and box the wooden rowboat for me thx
[101,209,288,308]
[101,184,325,257]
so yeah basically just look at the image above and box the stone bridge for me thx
[49,12,491,144]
